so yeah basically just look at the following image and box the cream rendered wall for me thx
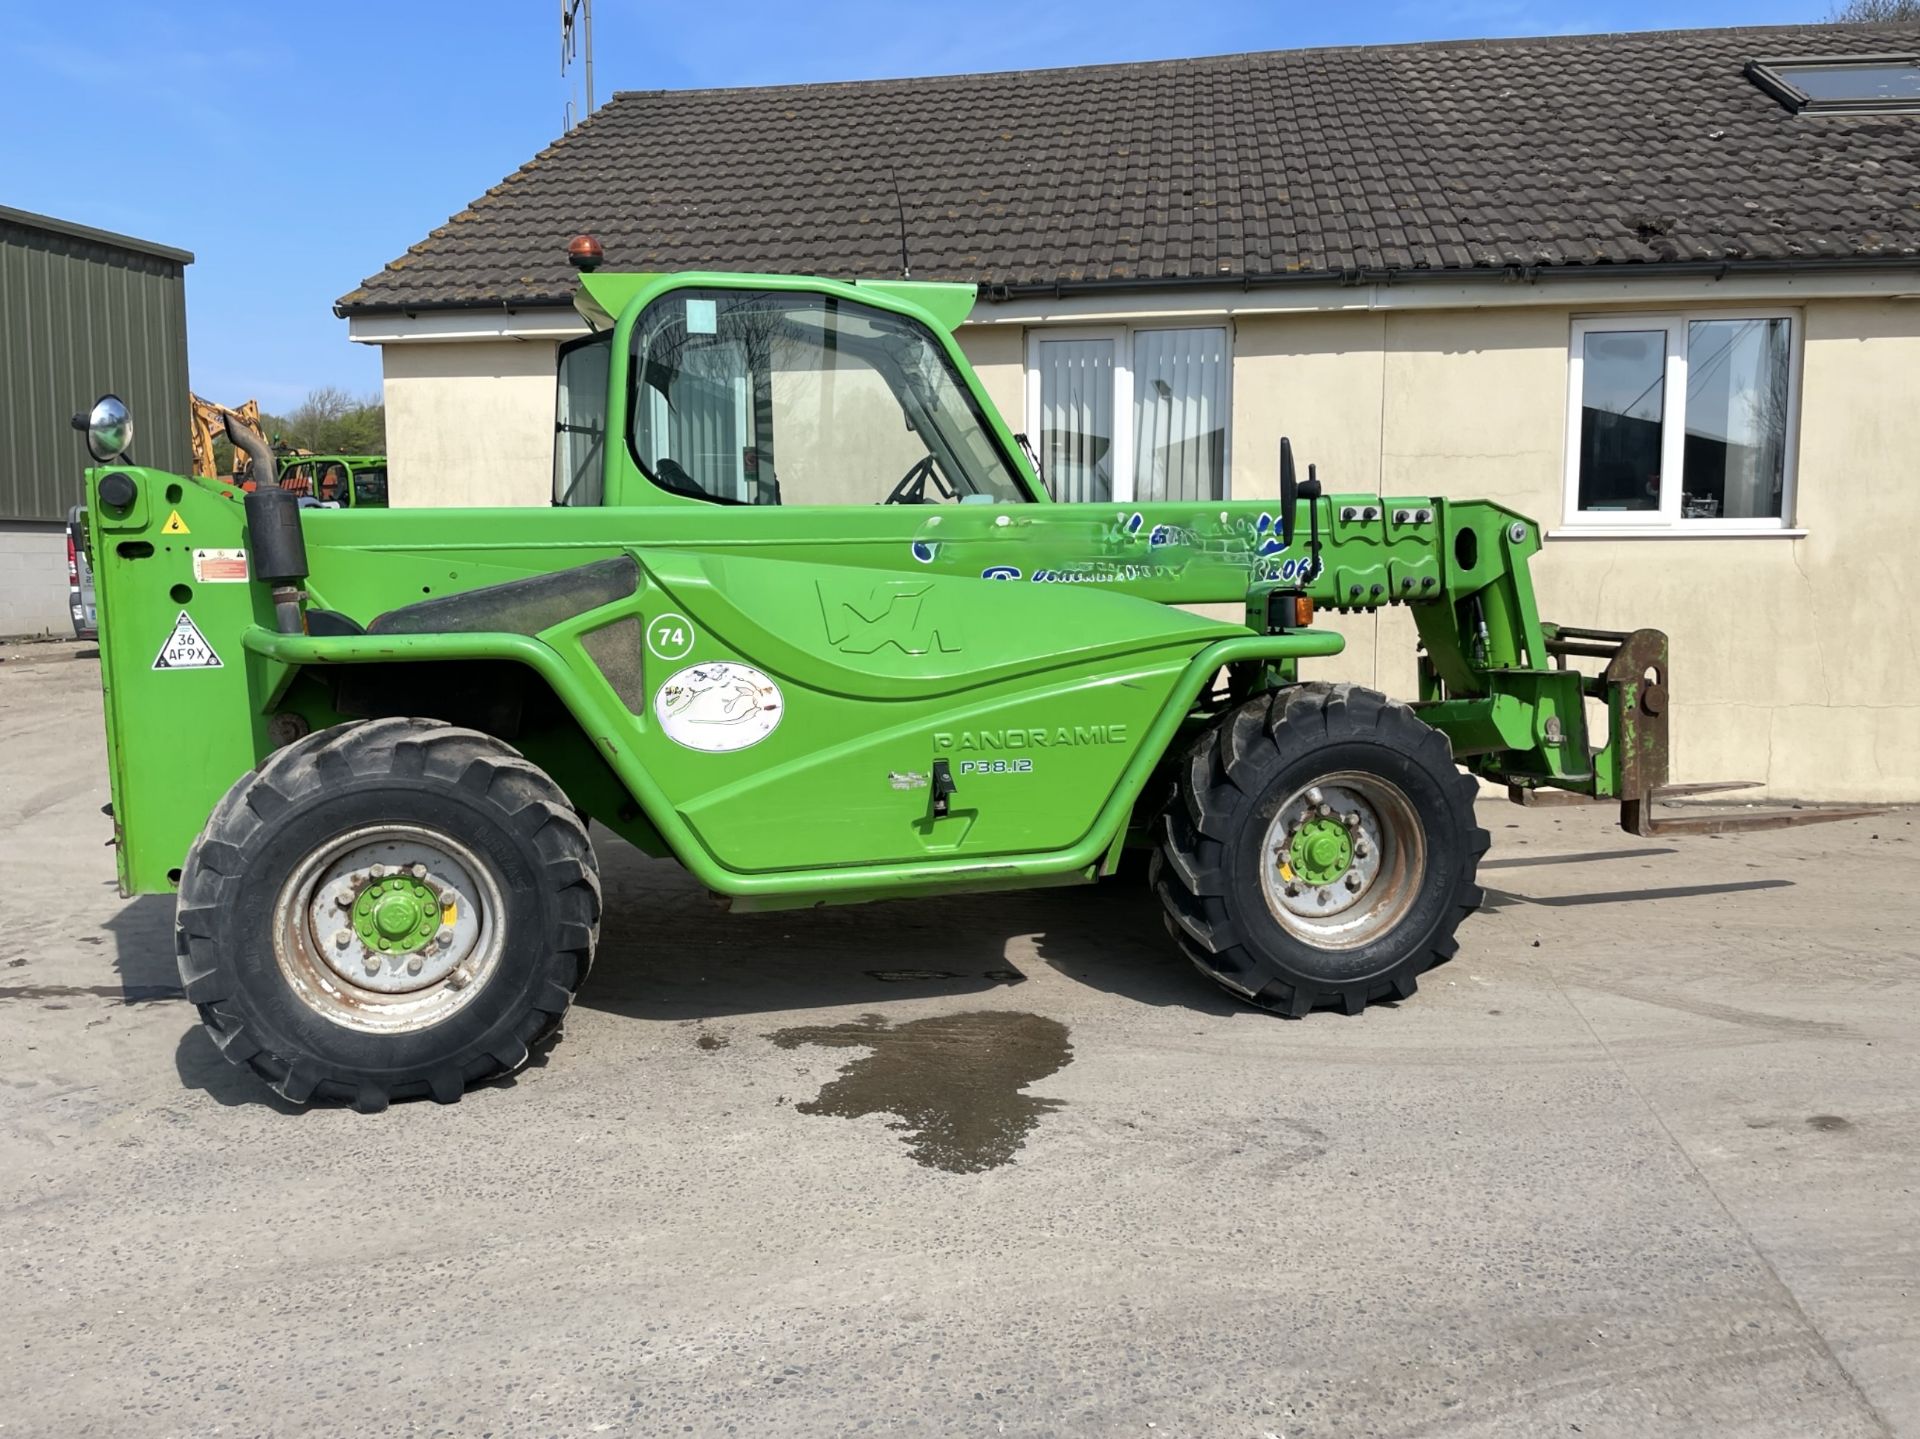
[956,323,1024,431]
[769,362,932,505]
[381,339,560,508]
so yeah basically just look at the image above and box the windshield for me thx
[625,288,1028,506]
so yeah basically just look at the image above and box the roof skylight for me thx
[1747,54,1920,114]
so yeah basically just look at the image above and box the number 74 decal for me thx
[647,613,695,660]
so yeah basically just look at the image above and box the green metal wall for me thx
[0,206,192,522]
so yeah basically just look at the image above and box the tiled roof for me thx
[338,22,1920,314]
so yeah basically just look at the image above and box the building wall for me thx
[370,293,1919,801]
[382,339,562,508]
[0,210,193,522]
[0,521,73,638]
[0,207,191,636]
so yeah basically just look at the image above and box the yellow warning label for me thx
[161,510,190,535]
[441,902,458,927]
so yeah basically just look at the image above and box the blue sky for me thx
[2,0,1822,412]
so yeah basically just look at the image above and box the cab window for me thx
[554,333,612,506]
[626,289,1028,506]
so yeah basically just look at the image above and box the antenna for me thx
[561,0,595,131]
[887,167,912,279]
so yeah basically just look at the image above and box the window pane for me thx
[1683,319,1789,520]
[629,290,1027,506]
[1576,329,1666,512]
[1132,328,1227,502]
[1036,338,1115,504]
[1779,61,1920,104]
[553,334,610,506]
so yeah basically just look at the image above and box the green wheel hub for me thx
[353,873,443,955]
[1288,817,1353,886]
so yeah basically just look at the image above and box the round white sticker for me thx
[654,662,784,752]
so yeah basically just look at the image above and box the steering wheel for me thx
[882,455,955,505]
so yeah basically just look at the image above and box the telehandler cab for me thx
[73,267,1869,1111]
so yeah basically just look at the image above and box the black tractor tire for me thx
[175,718,600,1111]
[1152,682,1486,1016]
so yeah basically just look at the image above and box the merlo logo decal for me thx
[817,580,961,657]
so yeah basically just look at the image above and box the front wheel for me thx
[175,719,601,1110]
[1153,683,1486,1016]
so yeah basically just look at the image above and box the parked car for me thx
[65,504,96,640]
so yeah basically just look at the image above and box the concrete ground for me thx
[2,638,1916,1438]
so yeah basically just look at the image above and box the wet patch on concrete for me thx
[695,1031,729,1052]
[769,1011,1071,1173]
[1807,1114,1853,1132]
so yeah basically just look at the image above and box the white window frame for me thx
[1023,323,1233,502]
[1559,310,1804,538]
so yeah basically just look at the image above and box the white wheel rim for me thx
[271,824,507,1034]
[1258,772,1427,952]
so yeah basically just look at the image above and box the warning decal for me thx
[192,548,249,583]
[161,510,191,535]
[153,611,223,670]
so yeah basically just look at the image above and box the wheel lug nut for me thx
[1345,872,1363,890]
[370,864,385,878]
[334,893,354,911]
[1284,882,1300,897]
[448,967,472,990]
[1344,811,1361,829]
[333,929,352,949]
[1316,888,1331,904]
[1354,842,1369,859]
[1317,803,1332,817]
[1305,787,1324,805]
[411,863,428,879]
[363,956,381,976]
[406,955,424,976]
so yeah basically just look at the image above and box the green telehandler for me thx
[71,264,1870,1111]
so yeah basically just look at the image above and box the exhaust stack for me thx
[226,415,309,635]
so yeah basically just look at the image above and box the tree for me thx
[1830,0,1920,19]
[262,386,387,456]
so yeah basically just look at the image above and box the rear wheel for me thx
[1153,683,1486,1016]
[175,718,600,1110]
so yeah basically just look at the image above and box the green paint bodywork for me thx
[83,269,1626,906]
[1289,817,1353,887]
[355,873,442,954]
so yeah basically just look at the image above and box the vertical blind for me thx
[646,341,751,500]
[1131,328,1227,502]
[1035,338,1116,504]
[1034,328,1227,503]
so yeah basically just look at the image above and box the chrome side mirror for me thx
[75,395,134,463]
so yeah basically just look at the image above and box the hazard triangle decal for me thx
[153,611,223,670]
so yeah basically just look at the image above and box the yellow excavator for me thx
[188,393,274,484]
